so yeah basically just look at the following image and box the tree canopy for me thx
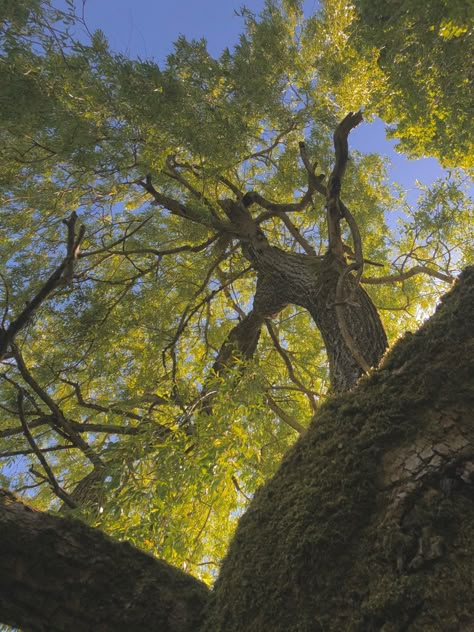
[0,0,472,588]
[313,0,474,168]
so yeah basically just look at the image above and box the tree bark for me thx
[249,242,388,391]
[223,195,388,393]
[202,265,474,631]
[0,490,209,632]
[1,268,472,632]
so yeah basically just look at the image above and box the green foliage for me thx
[315,0,473,168]
[0,0,471,583]
[202,267,474,631]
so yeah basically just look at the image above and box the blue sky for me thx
[73,0,446,205]
[80,0,268,60]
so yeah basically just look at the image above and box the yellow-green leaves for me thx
[343,0,473,168]
[1,0,471,585]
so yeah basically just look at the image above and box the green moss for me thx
[201,268,474,631]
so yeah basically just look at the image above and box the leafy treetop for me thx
[0,0,471,582]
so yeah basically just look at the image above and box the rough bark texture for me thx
[202,266,474,631]
[224,197,389,393]
[1,269,472,632]
[252,245,388,391]
[0,490,209,632]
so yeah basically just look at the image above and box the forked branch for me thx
[326,111,363,259]
[17,389,77,508]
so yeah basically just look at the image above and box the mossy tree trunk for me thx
[203,266,474,632]
[1,267,473,632]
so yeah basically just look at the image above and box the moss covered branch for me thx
[0,490,209,632]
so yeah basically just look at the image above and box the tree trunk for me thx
[251,244,388,391]
[225,197,388,393]
[202,266,474,631]
[1,267,473,632]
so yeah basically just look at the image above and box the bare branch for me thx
[136,174,224,231]
[265,321,318,411]
[164,265,252,359]
[0,443,75,459]
[275,212,316,255]
[12,346,103,470]
[323,113,372,374]
[240,184,317,216]
[231,475,251,501]
[163,155,222,221]
[0,273,10,329]
[242,125,297,163]
[78,215,153,258]
[361,265,455,285]
[62,379,172,439]
[339,201,365,282]
[326,111,363,258]
[265,395,306,434]
[17,389,77,508]
[0,212,85,360]
[240,142,325,218]
[80,233,220,261]
[0,415,56,439]
[298,141,327,197]
[218,175,243,198]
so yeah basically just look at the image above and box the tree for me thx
[0,1,472,628]
[312,0,474,168]
[1,266,474,631]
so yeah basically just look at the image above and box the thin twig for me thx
[265,321,318,411]
[0,443,75,459]
[17,389,77,508]
[362,265,454,285]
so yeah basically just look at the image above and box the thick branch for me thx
[326,111,363,258]
[211,311,264,375]
[241,188,314,215]
[239,141,325,221]
[334,263,371,373]
[0,212,85,360]
[274,211,316,255]
[199,274,291,415]
[202,266,474,632]
[0,414,145,444]
[137,174,225,231]
[324,113,373,375]
[0,415,55,438]
[0,490,209,632]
